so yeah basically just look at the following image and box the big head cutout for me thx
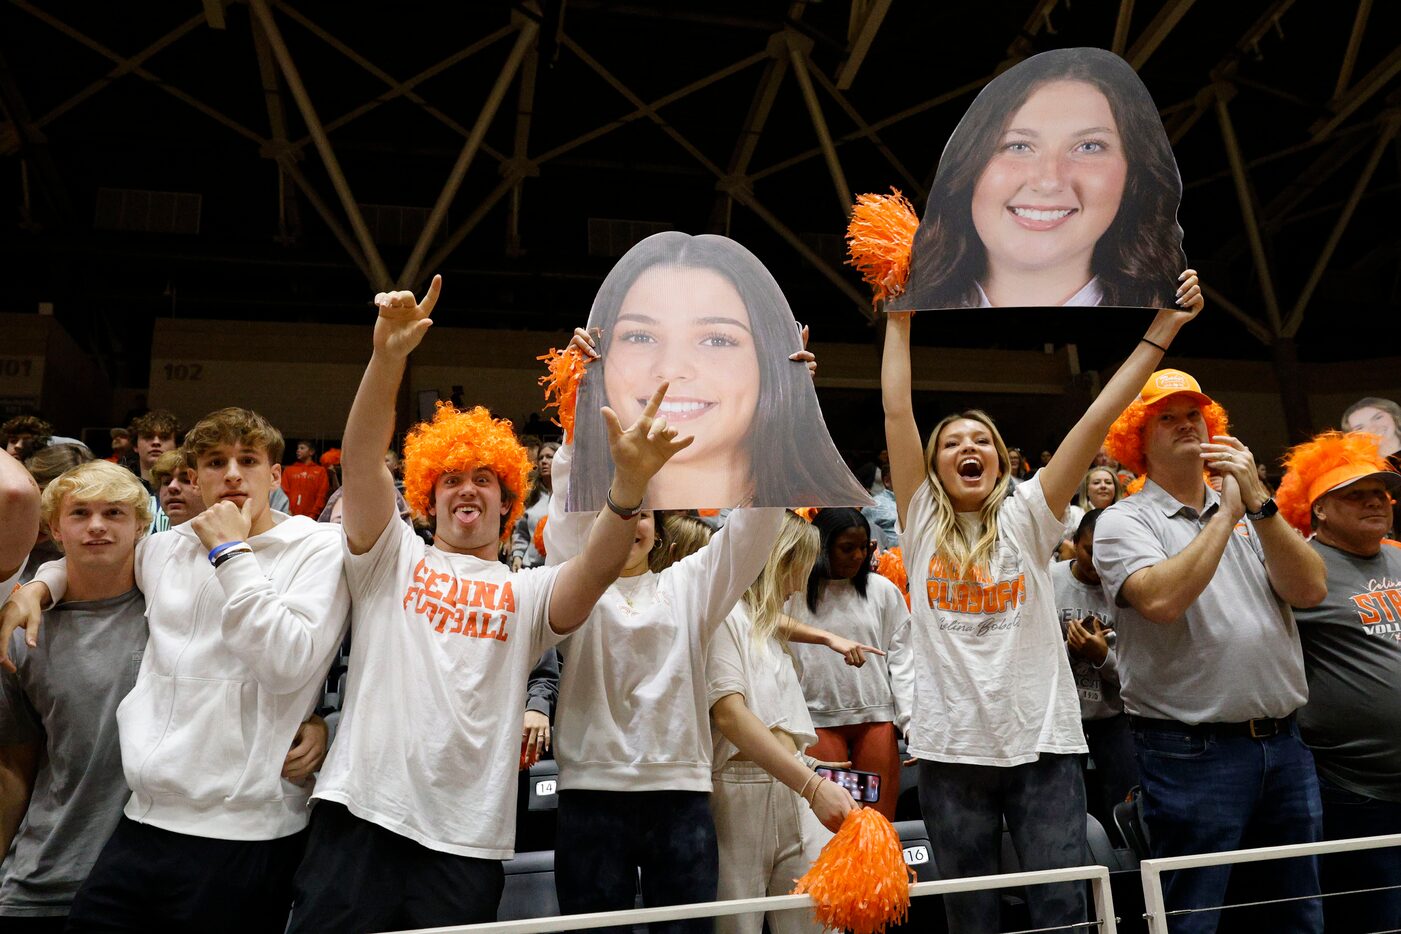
[889,47,1185,312]
[569,231,874,512]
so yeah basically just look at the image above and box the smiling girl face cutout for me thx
[568,231,872,512]
[890,47,1185,312]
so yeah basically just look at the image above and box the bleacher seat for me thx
[497,850,559,922]
[1113,786,1151,862]
[892,820,946,933]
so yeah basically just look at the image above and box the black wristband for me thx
[605,489,643,520]
[1141,337,1169,353]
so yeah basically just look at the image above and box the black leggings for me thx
[555,789,718,934]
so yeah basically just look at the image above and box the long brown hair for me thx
[922,410,1012,582]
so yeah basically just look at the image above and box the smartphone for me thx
[815,766,881,803]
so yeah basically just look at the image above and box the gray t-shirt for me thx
[1294,539,1401,802]
[1093,479,1308,724]
[0,589,146,917]
[1050,560,1122,721]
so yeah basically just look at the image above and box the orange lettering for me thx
[462,611,480,638]
[425,571,447,601]
[1353,593,1383,625]
[498,582,516,613]
[469,580,500,610]
[494,612,510,642]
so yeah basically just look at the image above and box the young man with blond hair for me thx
[0,460,151,931]
[3,407,345,932]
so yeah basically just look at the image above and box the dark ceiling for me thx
[3,0,1400,389]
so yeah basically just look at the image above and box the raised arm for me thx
[547,385,691,635]
[1038,271,1203,518]
[0,451,39,583]
[342,275,442,555]
[880,313,926,527]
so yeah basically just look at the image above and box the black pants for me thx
[2,916,68,934]
[555,789,718,934]
[1084,714,1140,843]
[917,755,1088,934]
[65,817,307,933]
[286,801,504,933]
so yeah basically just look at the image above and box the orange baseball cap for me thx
[1139,369,1215,408]
[1277,431,1401,534]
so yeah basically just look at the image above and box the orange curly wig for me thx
[1105,397,1231,477]
[1276,431,1396,535]
[402,403,532,542]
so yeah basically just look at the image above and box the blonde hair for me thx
[1079,466,1123,509]
[651,513,713,573]
[25,443,95,488]
[184,407,284,462]
[744,511,820,647]
[150,449,195,488]
[922,410,1012,581]
[41,460,154,540]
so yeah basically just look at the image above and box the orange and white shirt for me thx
[312,517,562,859]
[898,474,1085,766]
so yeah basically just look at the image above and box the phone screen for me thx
[815,767,881,803]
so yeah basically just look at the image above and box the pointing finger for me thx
[420,274,443,314]
[639,382,670,421]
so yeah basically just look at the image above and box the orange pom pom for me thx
[794,507,820,523]
[793,808,913,934]
[319,447,342,467]
[537,345,593,438]
[1125,474,1147,496]
[846,189,919,307]
[874,547,909,609]
[533,515,547,559]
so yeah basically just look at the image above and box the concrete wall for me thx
[141,317,1401,467]
[0,313,111,440]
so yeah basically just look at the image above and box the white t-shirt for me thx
[706,604,818,773]
[545,442,784,792]
[786,576,914,730]
[313,517,563,860]
[898,474,1086,765]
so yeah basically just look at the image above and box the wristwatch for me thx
[1246,497,1278,522]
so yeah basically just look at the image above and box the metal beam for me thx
[203,0,226,30]
[1160,0,1295,145]
[1215,84,1282,335]
[31,12,205,129]
[750,74,990,182]
[727,184,873,318]
[835,0,891,90]
[272,2,510,162]
[1201,284,1273,345]
[1111,0,1135,56]
[562,35,869,316]
[420,173,523,277]
[1335,0,1373,99]
[1311,42,1401,142]
[1125,0,1196,71]
[248,0,391,289]
[400,19,538,288]
[808,64,924,198]
[785,31,852,219]
[1005,0,1061,62]
[534,51,768,167]
[0,48,70,221]
[708,35,789,234]
[1284,114,1400,337]
[14,2,264,145]
[506,42,541,257]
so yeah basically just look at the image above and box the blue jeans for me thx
[1133,719,1323,934]
[1316,773,1401,933]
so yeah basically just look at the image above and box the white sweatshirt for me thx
[545,442,783,792]
[34,515,349,840]
[786,575,916,732]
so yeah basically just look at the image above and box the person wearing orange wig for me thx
[1092,370,1329,933]
[288,275,692,932]
[1277,430,1401,932]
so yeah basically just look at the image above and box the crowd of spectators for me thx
[0,336,1398,933]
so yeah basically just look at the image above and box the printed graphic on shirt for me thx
[403,556,518,641]
[1344,574,1401,641]
[1056,605,1115,703]
[926,555,1026,634]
